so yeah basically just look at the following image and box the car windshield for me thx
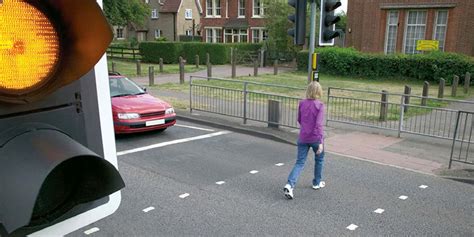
[109,76,145,97]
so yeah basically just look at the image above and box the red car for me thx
[109,75,176,134]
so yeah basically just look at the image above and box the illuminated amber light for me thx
[0,0,59,94]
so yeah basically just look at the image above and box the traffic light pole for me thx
[307,0,317,83]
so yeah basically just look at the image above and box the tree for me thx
[103,0,150,27]
[335,11,347,32]
[263,0,301,52]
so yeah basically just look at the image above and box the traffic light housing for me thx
[0,0,125,235]
[319,0,341,46]
[288,0,307,45]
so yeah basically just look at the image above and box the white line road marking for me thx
[175,124,215,132]
[275,163,284,166]
[179,193,190,199]
[117,131,231,156]
[419,185,428,189]
[143,206,155,213]
[84,227,100,235]
[399,195,408,200]
[346,224,358,231]
[374,208,385,214]
[216,181,226,185]
[250,170,259,174]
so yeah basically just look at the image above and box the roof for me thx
[159,0,182,13]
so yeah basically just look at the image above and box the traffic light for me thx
[0,0,125,236]
[288,0,307,45]
[319,0,341,46]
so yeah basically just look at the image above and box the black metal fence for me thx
[449,111,474,168]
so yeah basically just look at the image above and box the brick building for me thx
[345,0,474,56]
[200,0,267,43]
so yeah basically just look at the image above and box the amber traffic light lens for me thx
[0,0,60,95]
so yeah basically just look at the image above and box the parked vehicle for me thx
[109,74,176,134]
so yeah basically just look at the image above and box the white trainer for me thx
[312,181,326,190]
[283,184,294,199]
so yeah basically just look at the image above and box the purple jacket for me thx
[298,99,325,144]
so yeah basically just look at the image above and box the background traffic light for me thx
[288,0,307,45]
[0,0,124,235]
[319,0,341,46]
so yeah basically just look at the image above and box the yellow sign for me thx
[312,53,319,70]
[416,40,439,51]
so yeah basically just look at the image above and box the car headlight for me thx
[117,113,140,120]
[165,107,175,115]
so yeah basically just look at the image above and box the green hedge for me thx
[139,42,262,65]
[297,48,474,83]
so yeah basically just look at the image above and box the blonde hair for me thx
[306,81,323,99]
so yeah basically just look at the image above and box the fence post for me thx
[464,72,471,94]
[243,82,248,124]
[379,90,388,121]
[189,76,193,113]
[159,58,163,73]
[111,61,116,72]
[268,99,280,128]
[449,111,462,169]
[398,95,405,138]
[195,54,200,68]
[148,66,154,86]
[403,85,411,113]
[438,78,445,98]
[231,47,236,78]
[452,75,459,97]
[421,81,429,106]
[179,56,185,84]
[273,59,278,75]
[253,60,259,77]
[260,48,265,67]
[136,60,141,76]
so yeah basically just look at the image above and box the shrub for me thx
[139,42,182,63]
[297,48,474,82]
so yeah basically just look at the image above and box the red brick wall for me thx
[346,0,474,56]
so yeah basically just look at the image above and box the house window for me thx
[433,10,448,51]
[206,0,221,17]
[116,27,124,39]
[239,0,245,17]
[154,29,161,39]
[253,0,264,17]
[185,9,193,19]
[384,11,399,54]
[252,28,267,43]
[145,0,149,3]
[151,9,158,19]
[224,29,248,43]
[206,28,222,43]
[186,29,193,36]
[403,10,427,54]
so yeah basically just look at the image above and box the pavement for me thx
[129,65,474,184]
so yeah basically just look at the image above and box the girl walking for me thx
[284,81,325,199]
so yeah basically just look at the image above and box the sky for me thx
[336,0,348,14]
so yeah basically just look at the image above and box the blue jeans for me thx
[287,141,325,188]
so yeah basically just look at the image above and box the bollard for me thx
[260,48,265,68]
[179,57,185,84]
[206,53,210,65]
[380,90,388,121]
[136,60,141,76]
[148,66,154,86]
[274,59,278,75]
[253,60,258,77]
[438,78,445,98]
[452,75,459,97]
[111,61,116,72]
[267,100,280,128]
[421,81,429,106]
[159,58,163,73]
[403,85,411,113]
[207,63,212,78]
[231,48,236,78]
[464,72,471,94]
[195,54,200,68]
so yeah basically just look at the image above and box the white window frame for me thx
[433,10,448,52]
[185,9,193,19]
[252,0,264,17]
[116,27,124,39]
[154,29,161,39]
[185,29,193,36]
[224,28,248,43]
[206,0,221,18]
[384,11,399,54]
[205,27,223,43]
[151,9,158,19]
[145,0,149,4]
[238,0,246,18]
[403,10,427,54]
[251,27,267,43]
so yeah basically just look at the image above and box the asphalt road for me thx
[68,121,473,236]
